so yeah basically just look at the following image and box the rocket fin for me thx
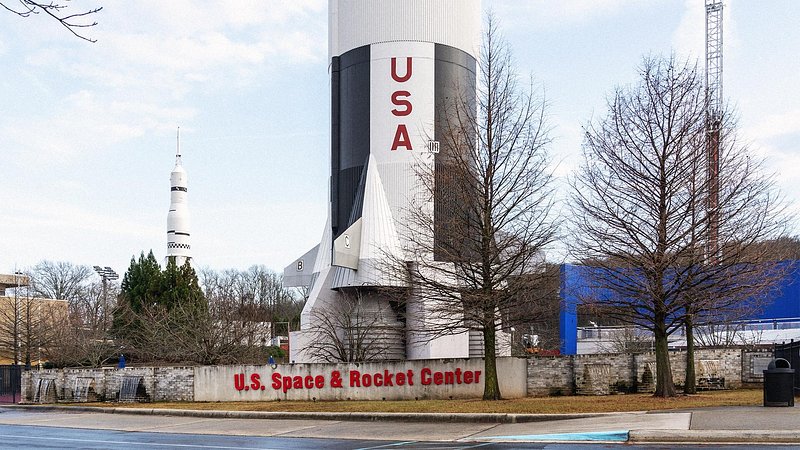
[331,154,405,288]
[283,244,319,288]
[333,217,362,269]
[284,198,332,290]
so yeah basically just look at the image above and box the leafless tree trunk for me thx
[394,15,558,400]
[570,55,790,397]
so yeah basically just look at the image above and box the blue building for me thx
[559,261,800,355]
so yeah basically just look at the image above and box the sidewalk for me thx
[5,404,800,444]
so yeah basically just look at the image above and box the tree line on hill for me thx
[4,256,302,368]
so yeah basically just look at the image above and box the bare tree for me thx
[42,281,117,367]
[595,327,653,354]
[394,15,557,400]
[106,266,300,365]
[1,0,101,42]
[199,266,303,331]
[570,56,789,397]
[0,282,66,367]
[113,294,278,365]
[301,289,404,363]
[28,260,93,302]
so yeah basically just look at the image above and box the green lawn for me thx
[86,389,764,414]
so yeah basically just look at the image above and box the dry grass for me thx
[84,389,763,414]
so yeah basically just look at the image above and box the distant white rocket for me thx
[167,128,192,266]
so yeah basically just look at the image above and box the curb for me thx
[480,430,629,442]
[629,430,800,444]
[6,404,615,424]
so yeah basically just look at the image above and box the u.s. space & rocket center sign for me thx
[236,366,482,394]
[194,359,527,401]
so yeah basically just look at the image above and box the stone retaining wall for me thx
[528,348,767,396]
[21,358,528,403]
[20,349,768,403]
[23,366,194,403]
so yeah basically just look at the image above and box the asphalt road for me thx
[2,407,800,449]
[1,424,796,449]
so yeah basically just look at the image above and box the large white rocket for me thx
[167,129,192,267]
[285,0,483,362]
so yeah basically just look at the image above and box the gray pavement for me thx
[1,404,799,444]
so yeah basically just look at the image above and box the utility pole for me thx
[705,0,723,263]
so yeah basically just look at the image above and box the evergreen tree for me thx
[119,251,162,313]
[161,258,206,312]
[112,252,208,362]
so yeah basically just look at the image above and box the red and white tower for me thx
[706,0,723,262]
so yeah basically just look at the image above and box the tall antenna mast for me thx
[705,0,723,262]
[176,126,181,159]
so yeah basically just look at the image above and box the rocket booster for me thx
[329,0,480,271]
[287,0,481,288]
[285,0,482,362]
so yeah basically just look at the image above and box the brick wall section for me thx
[154,367,194,401]
[743,351,773,383]
[25,369,65,402]
[63,368,105,401]
[526,357,573,396]
[22,366,195,403]
[574,353,634,394]
[634,349,743,391]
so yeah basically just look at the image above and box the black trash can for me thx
[763,358,795,407]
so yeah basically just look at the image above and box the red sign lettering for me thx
[250,373,262,390]
[390,57,413,151]
[391,57,412,82]
[234,373,245,391]
[391,124,412,151]
[391,91,412,116]
[235,366,480,393]
[421,368,482,386]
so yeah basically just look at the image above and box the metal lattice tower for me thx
[705,0,723,262]
[706,0,723,123]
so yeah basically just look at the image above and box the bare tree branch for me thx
[1,0,101,42]
[570,55,791,397]
[301,289,404,363]
[385,14,558,400]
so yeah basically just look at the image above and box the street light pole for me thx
[12,270,22,366]
[93,266,118,331]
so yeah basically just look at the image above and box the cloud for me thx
[1,90,196,164]
[491,0,629,31]
[672,0,738,63]
[743,110,800,142]
[0,193,163,271]
[671,0,704,60]
[4,1,327,164]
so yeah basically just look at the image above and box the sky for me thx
[1,0,799,279]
